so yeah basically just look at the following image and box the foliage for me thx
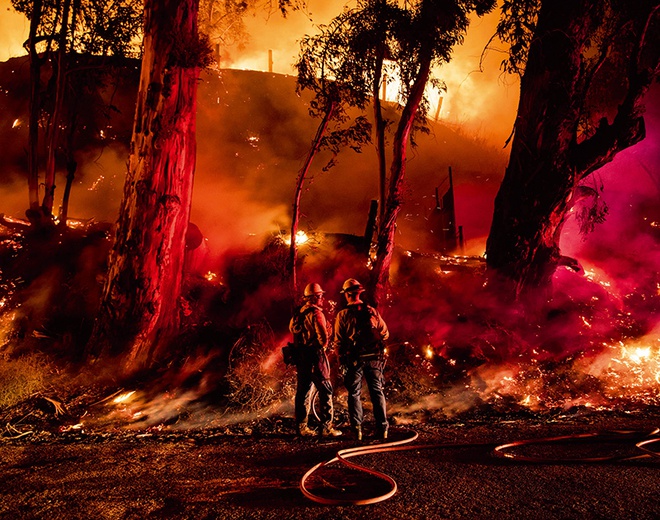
[11,0,144,58]
[495,0,541,75]
[574,183,609,237]
[170,29,215,69]
[199,0,306,56]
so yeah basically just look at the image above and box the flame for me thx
[462,327,660,412]
[112,391,136,404]
[65,220,85,229]
[12,118,21,128]
[205,271,219,282]
[284,230,309,246]
[60,423,84,432]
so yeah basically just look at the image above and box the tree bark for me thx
[26,0,44,223]
[43,0,73,220]
[89,0,201,372]
[486,0,658,298]
[373,38,387,234]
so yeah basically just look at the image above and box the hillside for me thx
[0,56,508,259]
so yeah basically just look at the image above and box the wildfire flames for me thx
[0,1,657,437]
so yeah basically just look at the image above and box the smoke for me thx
[0,1,28,62]
[231,2,519,146]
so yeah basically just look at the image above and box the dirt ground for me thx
[2,412,660,519]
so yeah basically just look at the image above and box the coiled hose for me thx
[300,427,660,506]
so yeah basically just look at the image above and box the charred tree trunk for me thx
[373,38,387,234]
[42,0,72,220]
[486,0,658,298]
[26,0,44,224]
[89,0,202,372]
[290,102,336,296]
[58,111,78,227]
[372,52,431,304]
[57,1,79,228]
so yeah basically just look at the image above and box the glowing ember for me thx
[112,391,136,404]
[469,330,660,411]
[60,423,84,432]
[64,220,85,229]
[205,271,218,282]
[12,118,20,128]
[88,175,105,191]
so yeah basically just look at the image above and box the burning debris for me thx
[0,201,659,443]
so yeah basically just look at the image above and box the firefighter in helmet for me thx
[334,278,390,440]
[289,282,342,437]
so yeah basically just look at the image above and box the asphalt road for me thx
[2,416,659,519]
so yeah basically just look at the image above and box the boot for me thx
[297,422,315,437]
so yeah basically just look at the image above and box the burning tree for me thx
[295,0,496,304]
[369,0,496,304]
[486,0,660,298]
[87,0,211,372]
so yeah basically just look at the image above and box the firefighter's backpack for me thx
[282,306,315,365]
[349,304,384,361]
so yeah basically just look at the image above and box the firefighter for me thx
[290,282,342,437]
[334,278,390,441]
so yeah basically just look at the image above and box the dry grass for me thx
[0,353,52,409]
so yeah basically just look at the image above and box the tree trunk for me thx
[57,1,79,228]
[373,39,387,234]
[58,111,78,227]
[89,0,201,372]
[372,52,431,304]
[43,0,72,220]
[486,0,657,298]
[26,0,44,224]
[289,102,336,296]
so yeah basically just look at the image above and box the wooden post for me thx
[434,97,443,121]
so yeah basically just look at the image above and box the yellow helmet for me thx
[303,282,325,297]
[340,278,364,294]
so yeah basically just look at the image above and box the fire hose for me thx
[300,427,660,506]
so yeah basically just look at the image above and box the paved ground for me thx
[2,414,659,519]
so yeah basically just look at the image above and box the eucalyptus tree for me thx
[486,0,660,298]
[295,0,496,303]
[89,0,299,371]
[291,3,382,294]
[88,0,212,371]
[371,0,496,304]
